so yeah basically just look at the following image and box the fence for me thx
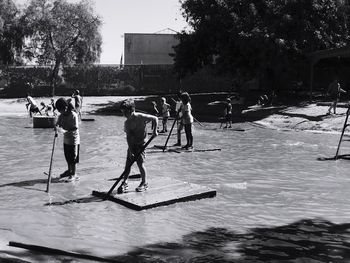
[0,64,234,98]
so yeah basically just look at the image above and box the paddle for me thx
[170,97,204,128]
[103,135,156,198]
[46,130,58,193]
[162,111,180,152]
[193,116,204,127]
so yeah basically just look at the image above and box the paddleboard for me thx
[153,144,180,149]
[168,147,221,153]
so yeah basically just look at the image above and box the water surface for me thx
[1,97,350,262]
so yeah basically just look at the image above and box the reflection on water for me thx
[1,97,350,262]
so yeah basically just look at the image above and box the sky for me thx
[13,0,189,64]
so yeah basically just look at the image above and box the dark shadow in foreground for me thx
[2,218,350,262]
[0,178,65,192]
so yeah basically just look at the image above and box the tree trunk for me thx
[50,58,61,97]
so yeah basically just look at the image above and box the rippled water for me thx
[1,97,350,262]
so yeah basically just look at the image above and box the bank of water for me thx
[1,97,350,262]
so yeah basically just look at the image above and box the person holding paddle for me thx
[224,98,232,128]
[55,98,80,182]
[172,92,183,146]
[118,99,158,193]
[327,78,346,114]
[180,92,194,150]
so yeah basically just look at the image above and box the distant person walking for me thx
[151,101,159,131]
[327,79,346,114]
[25,94,41,117]
[72,90,83,119]
[50,98,57,116]
[224,98,232,128]
[160,97,170,133]
[55,98,80,182]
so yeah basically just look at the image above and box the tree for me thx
[174,0,350,91]
[22,0,102,95]
[0,0,25,65]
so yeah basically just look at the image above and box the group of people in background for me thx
[150,92,194,150]
[25,89,83,119]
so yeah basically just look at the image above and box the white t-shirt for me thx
[181,103,193,124]
[27,96,38,106]
[57,111,80,145]
[175,101,183,118]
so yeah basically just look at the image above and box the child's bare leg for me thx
[117,156,132,193]
[188,125,193,147]
[71,163,76,176]
[137,159,146,184]
[177,129,181,144]
[164,118,168,132]
[162,119,166,132]
[122,159,132,183]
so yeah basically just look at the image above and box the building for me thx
[124,33,179,65]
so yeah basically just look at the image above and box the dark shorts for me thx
[64,144,80,164]
[126,144,145,166]
[226,113,232,122]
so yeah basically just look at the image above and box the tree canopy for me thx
[22,0,102,94]
[0,0,25,65]
[174,0,350,90]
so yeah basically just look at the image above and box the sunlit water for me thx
[1,97,350,262]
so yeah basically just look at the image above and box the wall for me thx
[124,33,179,65]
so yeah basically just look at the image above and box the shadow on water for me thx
[2,218,350,262]
[44,196,104,206]
[276,112,329,122]
[0,178,64,192]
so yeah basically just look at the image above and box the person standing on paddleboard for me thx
[55,98,80,182]
[180,92,194,150]
[118,99,158,193]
